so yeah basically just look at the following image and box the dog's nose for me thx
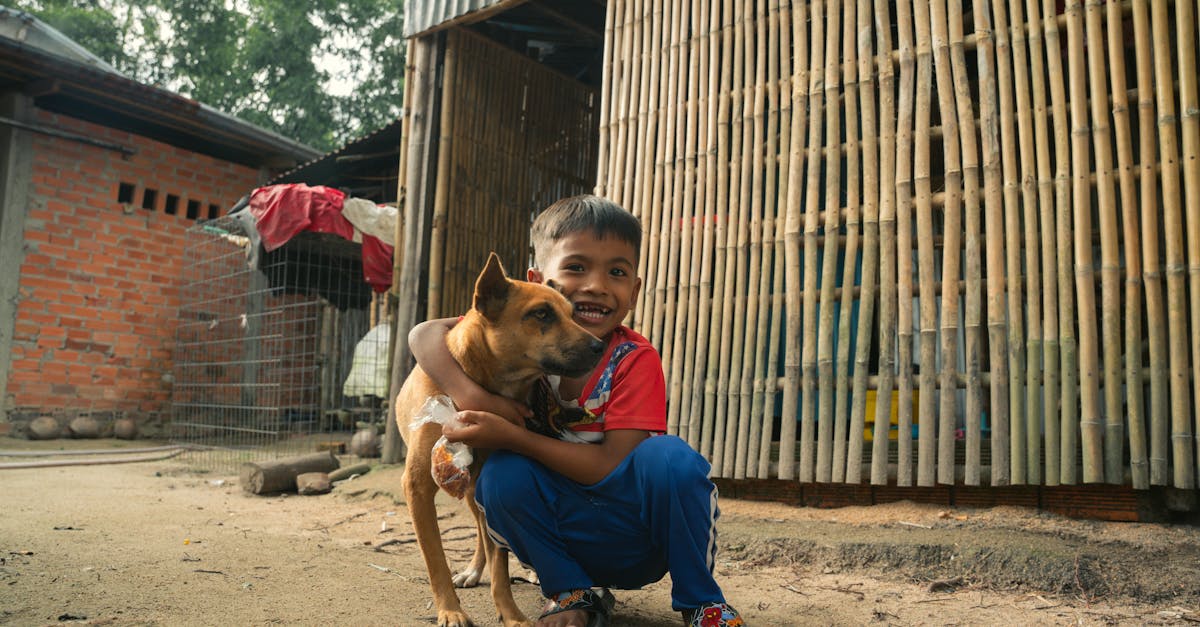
[589,338,605,354]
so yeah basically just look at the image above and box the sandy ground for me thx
[2,438,1200,626]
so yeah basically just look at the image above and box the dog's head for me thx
[470,252,605,379]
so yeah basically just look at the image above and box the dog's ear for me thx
[473,252,510,320]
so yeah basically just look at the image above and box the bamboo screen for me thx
[427,29,599,318]
[596,0,1200,489]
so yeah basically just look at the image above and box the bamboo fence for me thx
[398,0,1200,491]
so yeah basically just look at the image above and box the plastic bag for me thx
[410,395,473,499]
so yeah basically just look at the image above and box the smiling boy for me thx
[408,195,743,627]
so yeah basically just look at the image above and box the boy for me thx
[409,195,744,627]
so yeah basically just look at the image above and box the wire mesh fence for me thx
[170,214,391,474]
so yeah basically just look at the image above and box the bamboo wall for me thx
[427,29,599,318]
[596,0,1200,489]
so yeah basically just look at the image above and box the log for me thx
[329,463,372,483]
[296,472,332,495]
[240,451,340,495]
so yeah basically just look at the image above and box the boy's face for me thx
[528,231,641,342]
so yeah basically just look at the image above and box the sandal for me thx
[682,601,744,627]
[540,588,615,627]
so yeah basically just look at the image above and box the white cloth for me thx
[342,323,392,397]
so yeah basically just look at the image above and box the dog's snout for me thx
[589,337,605,354]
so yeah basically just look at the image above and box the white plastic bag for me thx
[410,395,473,499]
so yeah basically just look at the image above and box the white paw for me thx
[452,567,484,588]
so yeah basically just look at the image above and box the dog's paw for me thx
[437,609,475,627]
[452,566,484,588]
[511,564,539,586]
[500,618,533,627]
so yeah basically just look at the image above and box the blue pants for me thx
[474,435,726,610]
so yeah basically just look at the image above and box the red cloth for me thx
[247,183,392,292]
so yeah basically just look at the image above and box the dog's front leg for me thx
[486,536,530,626]
[402,463,473,627]
[453,487,487,588]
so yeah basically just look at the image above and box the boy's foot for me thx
[538,588,615,627]
[682,601,744,627]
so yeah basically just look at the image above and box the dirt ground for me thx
[3,439,1200,626]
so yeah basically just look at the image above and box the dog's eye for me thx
[528,307,555,322]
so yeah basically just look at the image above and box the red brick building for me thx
[0,10,320,435]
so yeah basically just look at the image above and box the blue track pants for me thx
[474,435,726,610]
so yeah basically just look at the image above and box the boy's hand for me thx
[442,410,524,449]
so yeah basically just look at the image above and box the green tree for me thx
[12,0,404,151]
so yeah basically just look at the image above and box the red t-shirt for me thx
[559,326,667,442]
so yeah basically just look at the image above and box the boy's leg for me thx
[607,435,726,610]
[476,451,669,594]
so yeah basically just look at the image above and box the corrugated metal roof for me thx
[404,0,519,37]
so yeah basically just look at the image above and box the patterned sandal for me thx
[682,601,744,627]
[540,588,615,627]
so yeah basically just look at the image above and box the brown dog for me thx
[393,252,604,627]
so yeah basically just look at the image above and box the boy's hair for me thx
[530,195,642,268]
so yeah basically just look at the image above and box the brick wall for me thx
[5,110,263,430]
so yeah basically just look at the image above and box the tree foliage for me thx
[13,0,404,151]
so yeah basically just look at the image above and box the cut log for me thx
[328,463,372,482]
[296,472,332,495]
[240,451,340,495]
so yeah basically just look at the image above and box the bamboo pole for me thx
[610,0,636,208]
[1008,0,1041,485]
[651,0,684,351]
[620,0,651,214]
[716,0,754,475]
[728,0,763,476]
[658,0,690,409]
[1042,0,1078,485]
[633,0,663,332]
[1151,0,1193,490]
[831,0,859,484]
[778,0,810,481]
[912,0,938,487]
[1107,0,1146,489]
[975,0,1011,486]
[700,0,735,462]
[845,0,879,485]
[815,0,843,483]
[758,0,792,478]
[1025,0,1059,487]
[1083,0,1122,484]
[746,0,781,479]
[1177,0,1200,487]
[426,37,457,320]
[1131,0,1168,486]
[628,0,656,330]
[930,0,962,486]
[1067,0,1104,484]
[799,0,827,484]
[952,0,985,486]
[683,0,716,448]
[667,0,701,440]
[729,0,766,478]
[870,0,899,486]
[640,0,668,340]
[594,0,618,197]
[893,0,918,487]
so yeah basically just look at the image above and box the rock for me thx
[349,428,381,458]
[68,416,101,439]
[113,418,139,440]
[28,416,62,440]
[296,472,332,495]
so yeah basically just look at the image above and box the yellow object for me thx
[863,390,919,442]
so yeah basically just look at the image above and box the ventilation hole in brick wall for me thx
[141,188,158,211]
[186,199,201,220]
[117,182,135,204]
[165,194,180,216]
[208,204,220,220]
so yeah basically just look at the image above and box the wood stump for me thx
[240,451,340,495]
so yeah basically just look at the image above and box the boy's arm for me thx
[444,411,648,485]
[408,318,531,424]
